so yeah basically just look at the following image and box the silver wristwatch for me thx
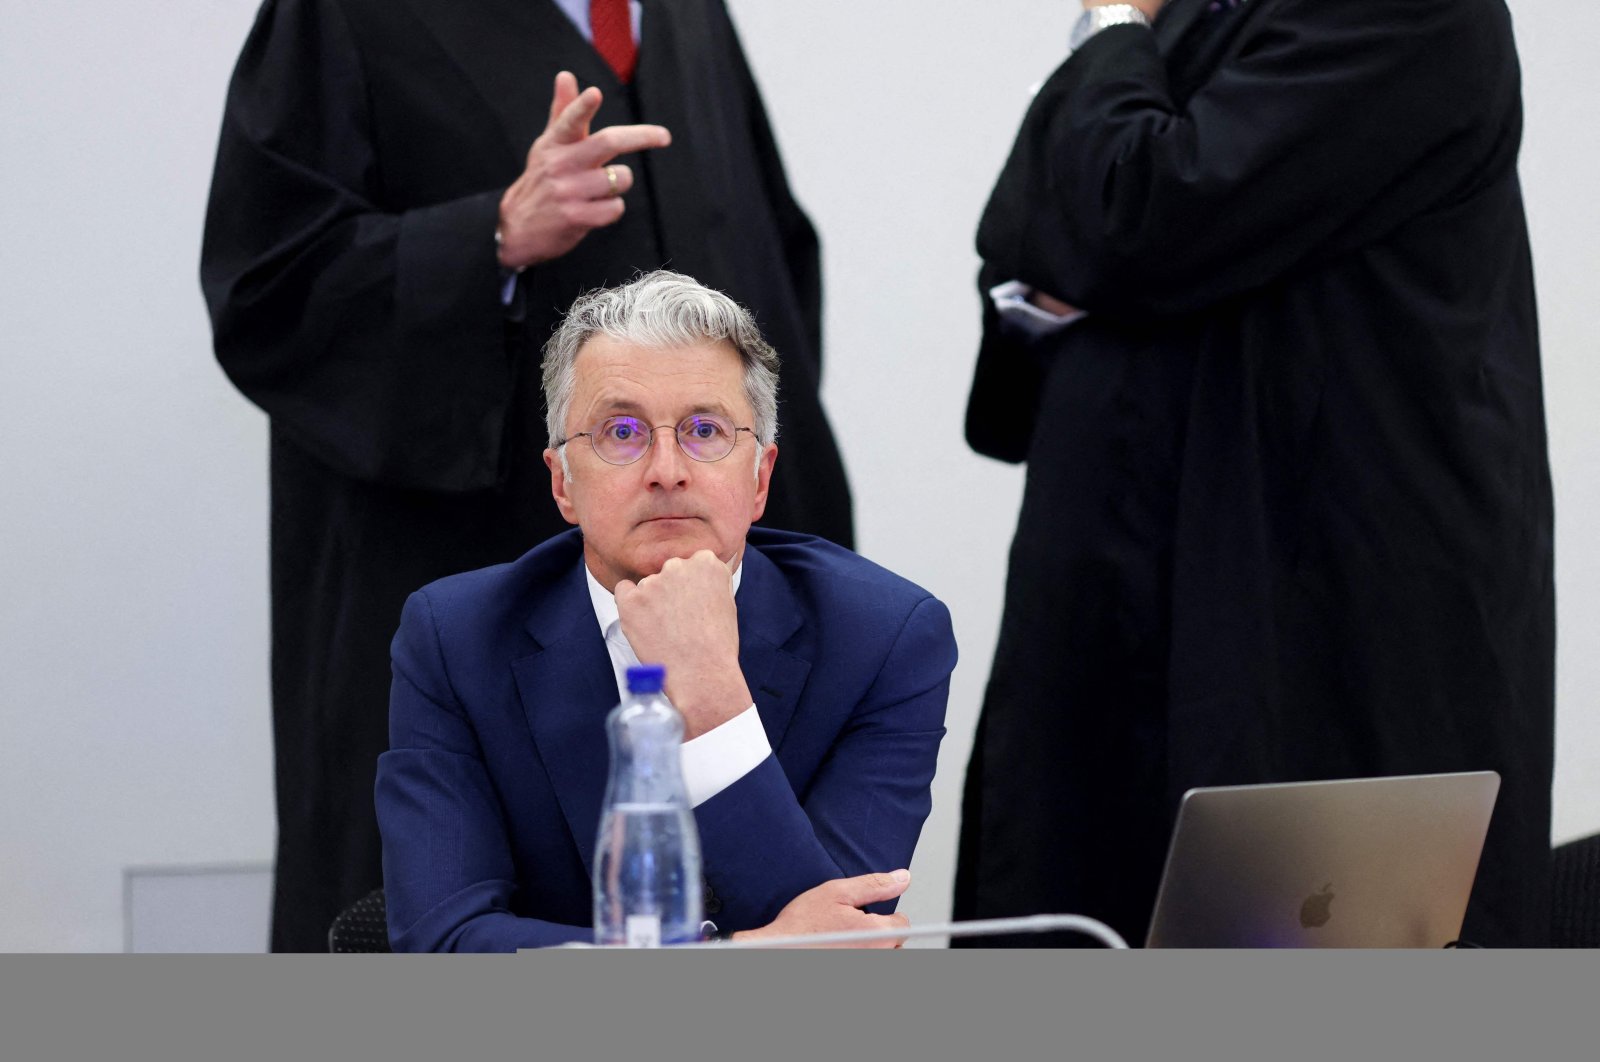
[1069,4,1153,51]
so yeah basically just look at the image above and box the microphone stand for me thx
[674,913,1130,950]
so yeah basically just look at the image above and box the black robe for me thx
[200,0,851,951]
[955,0,1554,947]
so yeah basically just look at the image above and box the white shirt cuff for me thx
[989,279,1087,338]
[680,704,770,808]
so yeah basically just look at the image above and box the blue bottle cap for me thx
[625,664,666,694]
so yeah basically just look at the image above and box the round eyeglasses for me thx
[556,413,758,466]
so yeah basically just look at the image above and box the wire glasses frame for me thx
[555,413,758,466]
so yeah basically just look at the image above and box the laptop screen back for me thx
[1145,771,1500,948]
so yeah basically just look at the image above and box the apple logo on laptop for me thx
[1300,883,1335,929]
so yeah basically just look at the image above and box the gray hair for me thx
[541,271,781,463]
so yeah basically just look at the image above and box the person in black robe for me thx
[954,0,1554,947]
[200,0,852,951]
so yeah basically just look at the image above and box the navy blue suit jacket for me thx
[376,528,956,951]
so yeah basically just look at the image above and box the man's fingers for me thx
[855,912,910,949]
[548,85,603,143]
[545,71,580,128]
[541,197,625,234]
[831,869,911,909]
[872,912,912,937]
[569,123,672,168]
[686,548,735,579]
[1029,289,1080,317]
[563,197,626,230]
[571,163,634,201]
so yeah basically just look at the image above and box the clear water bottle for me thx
[593,664,704,946]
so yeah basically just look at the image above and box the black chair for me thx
[328,888,392,953]
[1551,832,1600,948]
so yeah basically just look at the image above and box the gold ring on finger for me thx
[605,165,619,197]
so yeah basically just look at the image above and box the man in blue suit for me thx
[376,271,957,950]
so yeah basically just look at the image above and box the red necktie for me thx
[590,0,637,84]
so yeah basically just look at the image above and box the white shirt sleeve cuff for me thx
[990,279,1087,338]
[679,704,770,808]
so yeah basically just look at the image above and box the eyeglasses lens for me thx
[677,414,735,461]
[594,417,650,464]
[591,414,737,464]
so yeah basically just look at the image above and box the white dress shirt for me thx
[990,279,1087,338]
[551,0,642,44]
[584,561,771,808]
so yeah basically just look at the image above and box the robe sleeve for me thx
[981,0,1520,320]
[964,260,1052,463]
[719,5,824,376]
[199,0,515,491]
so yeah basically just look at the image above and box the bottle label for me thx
[625,914,662,949]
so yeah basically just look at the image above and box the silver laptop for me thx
[1145,771,1500,948]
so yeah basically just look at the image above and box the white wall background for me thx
[0,0,1594,951]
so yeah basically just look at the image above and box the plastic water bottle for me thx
[593,664,704,946]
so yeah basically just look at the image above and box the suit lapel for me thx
[400,0,624,165]
[734,546,811,753]
[513,559,618,876]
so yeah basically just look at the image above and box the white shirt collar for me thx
[584,552,745,641]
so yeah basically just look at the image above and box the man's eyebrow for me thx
[587,396,647,418]
[687,401,738,421]
[584,398,740,422]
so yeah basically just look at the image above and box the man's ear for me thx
[544,449,581,526]
[749,442,777,523]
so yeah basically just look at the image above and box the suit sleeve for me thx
[693,597,957,928]
[377,592,589,952]
[199,0,515,491]
[982,0,1519,319]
